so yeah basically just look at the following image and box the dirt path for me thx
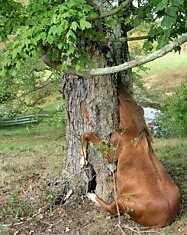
[143,68,187,95]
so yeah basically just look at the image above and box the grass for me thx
[153,138,187,217]
[0,125,186,234]
[0,126,66,234]
[143,52,187,75]
[40,102,61,113]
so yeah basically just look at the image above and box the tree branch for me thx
[111,35,148,42]
[97,0,133,19]
[19,76,54,99]
[87,33,187,76]
[41,48,61,72]
[41,33,187,78]
[40,48,85,76]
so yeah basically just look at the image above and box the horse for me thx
[81,85,180,228]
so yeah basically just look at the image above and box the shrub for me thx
[157,79,187,137]
[40,102,66,129]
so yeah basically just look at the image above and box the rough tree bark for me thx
[62,51,119,202]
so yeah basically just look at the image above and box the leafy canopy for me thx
[0,0,96,76]
[0,0,187,76]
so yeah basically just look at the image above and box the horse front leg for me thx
[80,131,115,168]
[80,133,89,168]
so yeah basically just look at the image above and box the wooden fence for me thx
[0,114,49,127]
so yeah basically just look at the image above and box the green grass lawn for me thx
[40,102,61,113]
[0,126,66,234]
[0,126,65,194]
[143,52,187,75]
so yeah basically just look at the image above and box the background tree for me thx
[1,0,187,202]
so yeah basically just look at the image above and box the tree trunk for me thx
[62,50,119,202]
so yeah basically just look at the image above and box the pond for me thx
[143,107,161,122]
[143,107,161,137]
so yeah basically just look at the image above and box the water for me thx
[143,107,160,122]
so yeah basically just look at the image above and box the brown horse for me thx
[81,86,180,227]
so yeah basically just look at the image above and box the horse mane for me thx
[140,126,153,144]
[133,127,153,151]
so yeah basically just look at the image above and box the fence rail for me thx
[0,114,49,126]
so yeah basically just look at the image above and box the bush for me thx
[43,111,66,129]
[40,102,66,129]
[157,79,187,137]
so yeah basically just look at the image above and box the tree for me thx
[1,0,187,202]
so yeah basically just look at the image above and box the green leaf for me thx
[80,19,91,30]
[157,37,169,49]
[52,14,57,24]
[106,18,116,28]
[57,40,66,50]
[40,32,47,41]
[161,16,176,27]
[71,21,79,31]
[61,63,68,72]
[60,20,69,31]
[166,6,178,17]
[148,27,159,37]
[172,0,184,7]
[48,25,59,36]
[75,63,84,72]
[61,12,72,18]
[66,30,76,40]
[156,0,168,12]
[47,34,55,44]
[15,61,22,70]
[11,47,21,60]
[68,44,75,54]
[143,41,153,51]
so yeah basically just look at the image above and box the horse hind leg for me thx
[87,193,143,218]
[87,193,119,216]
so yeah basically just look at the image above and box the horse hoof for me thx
[87,193,99,205]
[80,149,84,156]
[80,157,87,168]
[108,163,117,172]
